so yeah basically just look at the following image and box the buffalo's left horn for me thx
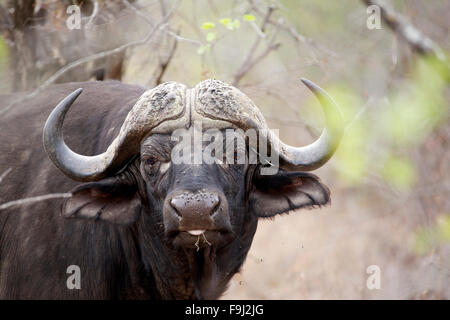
[272,78,344,171]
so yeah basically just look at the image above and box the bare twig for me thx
[362,0,446,61]
[233,42,281,87]
[36,15,169,90]
[264,115,318,136]
[159,25,202,46]
[0,4,178,116]
[121,0,182,85]
[346,96,379,129]
[0,168,12,184]
[248,20,266,38]
[122,0,201,46]
[0,193,72,211]
[246,1,337,77]
[159,0,168,16]
[247,0,338,57]
[155,34,178,85]
[233,6,280,86]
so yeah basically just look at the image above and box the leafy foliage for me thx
[0,36,9,72]
[326,54,450,190]
[414,214,450,254]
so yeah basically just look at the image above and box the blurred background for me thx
[0,0,449,299]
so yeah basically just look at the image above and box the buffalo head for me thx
[42,78,343,298]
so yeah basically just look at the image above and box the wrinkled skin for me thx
[0,81,330,299]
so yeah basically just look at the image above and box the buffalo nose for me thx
[170,191,220,218]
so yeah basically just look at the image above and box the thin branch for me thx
[122,0,184,85]
[346,96,378,129]
[264,115,318,136]
[159,0,168,16]
[36,16,168,89]
[159,25,202,46]
[279,20,338,59]
[247,0,338,58]
[248,20,266,38]
[122,0,201,46]
[233,5,279,86]
[235,5,275,73]
[0,193,72,211]
[0,3,178,116]
[233,42,281,87]
[246,0,337,78]
[362,0,446,61]
[155,33,178,85]
[0,168,12,184]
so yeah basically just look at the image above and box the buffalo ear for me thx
[62,176,141,225]
[249,168,330,218]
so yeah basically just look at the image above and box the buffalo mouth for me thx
[169,228,234,250]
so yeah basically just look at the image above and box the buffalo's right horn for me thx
[43,82,185,182]
[43,89,138,182]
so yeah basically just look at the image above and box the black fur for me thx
[0,81,330,299]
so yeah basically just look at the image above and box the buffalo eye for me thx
[145,157,158,166]
[143,156,160,175]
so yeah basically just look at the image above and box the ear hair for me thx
[249,168,330,218]
[62,175,141,225]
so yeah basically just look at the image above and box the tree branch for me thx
[0,193,72,211]
[362,0,446,61]
[155,33,178,85]
[0,168,12,184]
[246,0,338,77]
[232,5,280,86]
[122,0,201,46]
[0,3,178,116]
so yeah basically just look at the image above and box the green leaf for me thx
[0,36,9,62]
[0,36,9,73]
[206,32,216,42]
[436,215,450,241]
[381,156,417,190]
[201,22,215,30]
[382,55,449,148]
[243,14,256,21]
[413,214,450,254]
[413,228,435,254]
[220,18,239,30]
[219,18,231,26]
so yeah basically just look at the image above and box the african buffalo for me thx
[0,78,343,299]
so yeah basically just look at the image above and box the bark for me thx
[0,0,133,92]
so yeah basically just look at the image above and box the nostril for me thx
[169,191,222,218]
[209,194,220,216]
[170,197,183,217]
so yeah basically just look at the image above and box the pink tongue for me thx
[187,230,206,236]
